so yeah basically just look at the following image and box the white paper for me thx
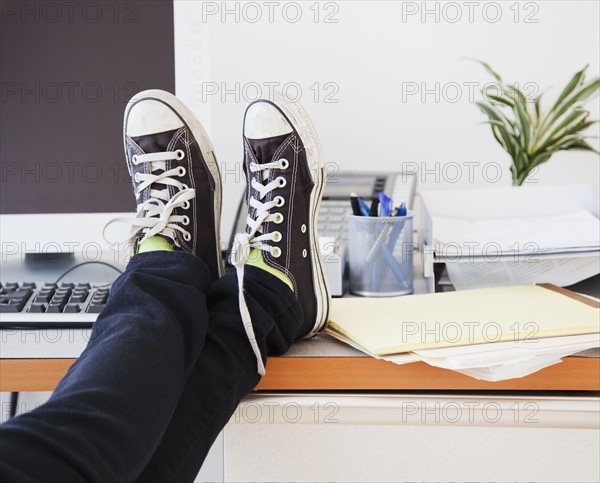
[433,209,600,256]
[414,339,600,370]
[454,355,564,382]
[324,328,420,365]
[445,253,600,290]
[413,333,600,358]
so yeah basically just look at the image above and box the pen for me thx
[396,202,407,216]
[357,197,370,217]
[369,198,379,217]
[378,192,393,217]
[350,192,361,216]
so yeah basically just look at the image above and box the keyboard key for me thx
[21,282,37,290]
[35,293,53,303]
[0,298,26,312]
[2,289,33,301]
[86,305,104,314]
[42,283,57,290]
[47,303,65,313]
[70,294,88,303]
[28,303,47,313]
[76,283,91,290]
[63,303,81,313]
[3,283,19,292]
[0,303,20,313]
[60,282,74,289]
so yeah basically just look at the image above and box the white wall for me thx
[175,0,600,240]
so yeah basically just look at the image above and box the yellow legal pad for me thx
[327,284,600,355]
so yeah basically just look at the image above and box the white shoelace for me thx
[104,149,195,246]
[230,158,289,376]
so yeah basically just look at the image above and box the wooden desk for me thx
[1,334,598,393]
[2,264,598,394]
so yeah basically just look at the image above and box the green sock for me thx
[246,248,293,290]
[137,236,174,254]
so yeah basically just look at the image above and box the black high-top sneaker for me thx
[230,93,331,375]
[105,90,223,281]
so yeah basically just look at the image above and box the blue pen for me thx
[357,197,370,217]
[396,202,407,216]
[378,192,393,217]
[389,204,408,248]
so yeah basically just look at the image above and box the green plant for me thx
[475,61,599,186]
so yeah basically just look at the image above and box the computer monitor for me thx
[1,0,175,258]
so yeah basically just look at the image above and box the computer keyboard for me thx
[0,282,110,328]
[317,200,350,245]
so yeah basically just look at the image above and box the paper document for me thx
[454,354,564,382]
[445,253,600,290]
[433,210,600,256]
[327,284,599,355]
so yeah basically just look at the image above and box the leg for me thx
[136,94,331,482]
[135,267,302,482]
[1,90,224,482]
[0,251,213,482]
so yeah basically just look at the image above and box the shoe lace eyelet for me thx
[175,149,185,160]
[273,247,282,258]
[273,231,282,242]
[302,249,308,258]
[182,201,190,210]
[279,158,289,170]
[274,213,284,224]
[183,232,192,242]
[134,173,140,182]
[182,215,190,226]
[178,167,186,177]
[274,196,285,207]
[181,183,189,190]
[132,155,140,165]
[277,177,287,188]
[301,224,307,233]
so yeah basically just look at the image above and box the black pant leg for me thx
[0,251,212,483]
[134,266,303,483]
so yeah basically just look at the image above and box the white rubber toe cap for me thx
[126,91,184,137]
[244,101,293,140]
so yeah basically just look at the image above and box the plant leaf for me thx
[534,96,541,122]
[562,119,597,137]
[485,93,515,107]
[513,98,532,151]
[550,78,600,121]
[473,59,503,82]
[549,65,588,112]
[537,108,589,151]
[485,119,520,160]
[564,140,599,154]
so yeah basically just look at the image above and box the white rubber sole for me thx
[270,92,331,338]
[124,90,224,277]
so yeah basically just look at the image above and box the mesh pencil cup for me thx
[347,213,414,296]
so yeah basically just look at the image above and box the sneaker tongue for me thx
[131,129,180,203]
[131,128,180,154]
[247,133,290,164]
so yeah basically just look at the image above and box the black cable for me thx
[54,261,123,284]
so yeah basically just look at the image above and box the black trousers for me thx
[0,251,302,482]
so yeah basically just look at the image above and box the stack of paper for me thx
[326,284,600,381]
[432,210,600,290]
[433,210,600,256]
